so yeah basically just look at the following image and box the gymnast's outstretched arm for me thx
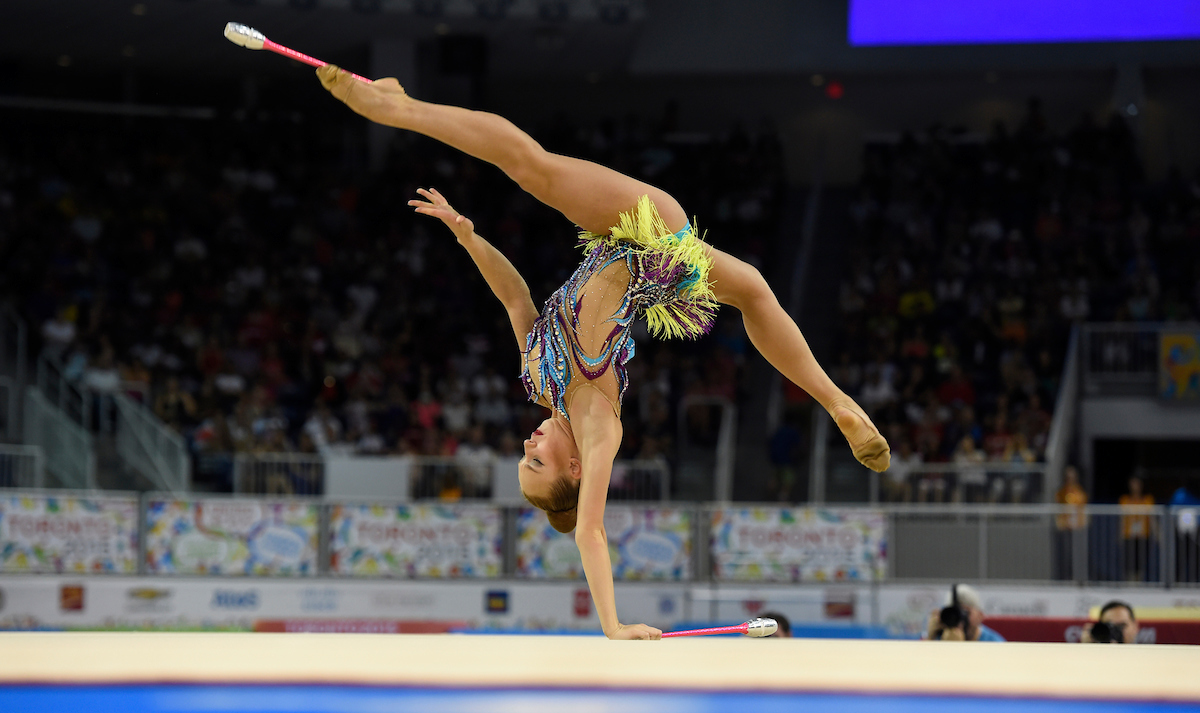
[408,188,539,349]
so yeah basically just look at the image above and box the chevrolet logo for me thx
[127,588,171,600]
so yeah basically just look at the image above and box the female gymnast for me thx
[317,65,890,640]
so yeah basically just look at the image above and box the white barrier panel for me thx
[144,497,319,576]
[0,492,138,574]
[324,456,409,499]
[329,504,503,578]
[0,575,690,634]
[516,506,692,580]
[2,575,1195,638]
[710,507,886,583]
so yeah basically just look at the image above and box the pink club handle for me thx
[661,623,749,638]
[263,39,372,83]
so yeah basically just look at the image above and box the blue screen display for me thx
[849,0,1200,45]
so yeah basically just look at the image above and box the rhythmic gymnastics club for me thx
[662,617,778,639]
[223,22,372,83]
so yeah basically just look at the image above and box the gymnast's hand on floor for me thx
[608,623,663,641]
[316,64,409,125]
[408,188,476,244]
[828,398,891,473]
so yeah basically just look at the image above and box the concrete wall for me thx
[1079,397,1200,489]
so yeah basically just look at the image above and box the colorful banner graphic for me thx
[329,504,502,578]
[145,498,318,576]
[516,507,692,580]
[1160,332,1200,400]
[0,493,138,573]
[710,508,886,582]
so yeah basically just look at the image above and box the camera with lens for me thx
[1089,621,1125,644]
[935,584,969,638]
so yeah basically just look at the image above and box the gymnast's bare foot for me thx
[317,64,412,127]
[828,398,891,472]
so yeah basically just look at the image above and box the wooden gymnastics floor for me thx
[1,633,1199,712]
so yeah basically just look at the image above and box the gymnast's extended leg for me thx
[706,247,890,471]
[317,65,687,236]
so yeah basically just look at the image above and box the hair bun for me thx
[546,507,577,534]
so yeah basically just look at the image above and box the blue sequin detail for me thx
[519,224,699,421]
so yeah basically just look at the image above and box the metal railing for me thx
[113,392,190,493]
[35,352,94,431]
[1044,325,1080,499]
[234,453,326,496]
[876,464,1046,505]
[0,444,45,488]
[233,452,671,503]
[887,504,1200,587]
[22,387,95,489]
[1082,322,1200,396]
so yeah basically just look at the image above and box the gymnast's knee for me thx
[719,259,774,312]
[501,139,554,195]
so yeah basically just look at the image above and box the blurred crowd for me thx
[0,104,782,492]
[833,99,1200,503]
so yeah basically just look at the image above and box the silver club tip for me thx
[746,617,779,638]
[224,22,266,50]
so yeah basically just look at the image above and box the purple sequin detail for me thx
[520,240,710,419]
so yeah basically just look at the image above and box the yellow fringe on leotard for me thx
[579,195,718,340]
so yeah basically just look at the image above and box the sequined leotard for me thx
[519,196,718,420]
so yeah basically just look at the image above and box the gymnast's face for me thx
[518,417,581,499]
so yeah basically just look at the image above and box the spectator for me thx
[41,306,78,357]
[411,388,443,431]
[154,376,198,429]
[1170,479,1200,583]
[1054,465,1088,580]
[952,435,986,503]
[304,403,345,455]
[936,365,976,409]
[884,439,922,503]
[1119,475,1156,582]
[456,424,497,498]
[860,369,897,412]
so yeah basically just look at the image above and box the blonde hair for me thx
[523,476,579,534]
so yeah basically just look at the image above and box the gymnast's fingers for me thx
[317,64,356,103]
[416,187,446,206]
[417,188,455,212]
[316,64,338,91]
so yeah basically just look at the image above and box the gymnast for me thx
[317,65,890,640]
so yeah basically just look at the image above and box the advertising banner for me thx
[329,504,502,578]
[1160,331,1200,400]
[144,498,319,576]
[982,616,1198,645]
[710,508,886,583]
[0,493,138,574]
[516,507,692,580]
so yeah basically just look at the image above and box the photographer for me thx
[925,584,1006,642]
[1081,600,1141,644]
